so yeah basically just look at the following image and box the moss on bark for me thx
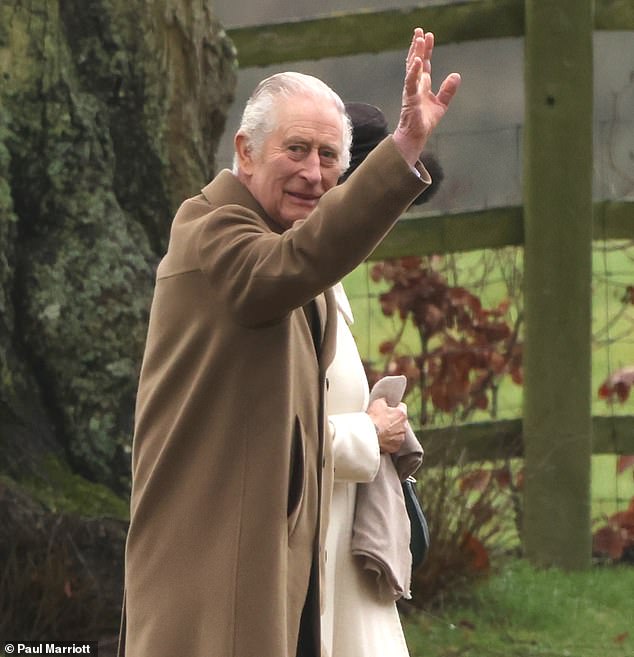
[0,0,236,636]
[0,0,236,489]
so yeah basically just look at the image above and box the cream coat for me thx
[120,138,427,657]
[323,284,410,657]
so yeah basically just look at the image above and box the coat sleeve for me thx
[328,412,380,484]
[196,137,428,327]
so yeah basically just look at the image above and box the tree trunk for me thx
[0,0,236,636]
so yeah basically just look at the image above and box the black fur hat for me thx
[341,101,443,204]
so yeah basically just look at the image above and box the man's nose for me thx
[300,149,323,184]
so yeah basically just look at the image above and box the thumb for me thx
[436,73,462,108]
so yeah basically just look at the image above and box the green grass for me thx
[403,559,634,657]
[592,454,634,519]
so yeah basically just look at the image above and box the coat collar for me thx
[201,170,285,235]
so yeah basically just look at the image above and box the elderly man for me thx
[120,28,460,657]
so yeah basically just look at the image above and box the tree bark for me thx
[0,0,236,636]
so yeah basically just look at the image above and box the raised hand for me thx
[393,27,461,165]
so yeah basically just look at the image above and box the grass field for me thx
[403,559,634,657]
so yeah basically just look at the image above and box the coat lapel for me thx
[319,287,337,374]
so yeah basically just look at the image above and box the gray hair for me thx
[232,71,352,174]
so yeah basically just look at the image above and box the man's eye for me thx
[288,144,307,155]
[319,150,338,165]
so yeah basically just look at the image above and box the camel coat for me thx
[120,137,427,657]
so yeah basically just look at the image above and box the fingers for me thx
[379,431,405,454]
[366,399,407,431]
[381,403,408,452]
[404,55,423,97]
[408,31,433,72]
[385,405,408,435]
[405,29,430,73]
[404,29,435,98]
[395,28,460,165]
[368,398,408,453]
[406,27,424,66]
[436,72,462,108]
[423,32,434,76]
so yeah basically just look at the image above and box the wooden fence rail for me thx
[419,415,634,467]
[228,0,634,67]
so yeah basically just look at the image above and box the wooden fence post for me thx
[522,0,594,569]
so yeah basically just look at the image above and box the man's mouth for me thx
[286,191,321,205]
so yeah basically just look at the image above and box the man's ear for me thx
[234,133,255,175]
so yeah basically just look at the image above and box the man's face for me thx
[236,94,344,230]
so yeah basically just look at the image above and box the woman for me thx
[322,103,443,656]
[322,279,412,657]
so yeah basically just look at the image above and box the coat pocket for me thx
[287,415,306,536]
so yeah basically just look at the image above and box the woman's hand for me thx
[366,397,408,454]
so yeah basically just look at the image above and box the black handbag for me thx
[402,476,430,569]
